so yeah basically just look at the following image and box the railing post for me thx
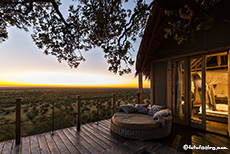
[111,94,115,116]
[76,95,81,130]
[138,72,143,104]
[15,98,22,145]
[96,98,99,125]
[137,93,140,104]
[52,101,54,135]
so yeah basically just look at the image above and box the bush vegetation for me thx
[0,88,150,142]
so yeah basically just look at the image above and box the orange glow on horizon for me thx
[0,81,150,88]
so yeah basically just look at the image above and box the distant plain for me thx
[0,87,150,142]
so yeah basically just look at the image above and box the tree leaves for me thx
[164,0,221,45]
[0,0,223,75]
[0,0,152,75]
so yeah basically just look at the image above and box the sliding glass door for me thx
[205,52,228,135]
[189,56,206,129]
[172,52,229,135]
[173,56,206,129]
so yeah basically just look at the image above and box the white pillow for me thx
[153,109,171,119]
[148,105,166,116]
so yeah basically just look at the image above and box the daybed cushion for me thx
[119,104,136,113]
[135,104,149,114]
[148,105,166,116]
[112,112,160,130]
[153,109,171,119]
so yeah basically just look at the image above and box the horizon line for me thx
[0,82,150,88]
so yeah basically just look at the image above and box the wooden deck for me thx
[0,119,230,154]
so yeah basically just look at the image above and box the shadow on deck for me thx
[0,119,229,154]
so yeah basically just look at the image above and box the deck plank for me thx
[96,122,128,143]
[88,123,122,145]
[97,122,112,132]
[0,142,4,153]
[44,132,60,154]
[199,132,229,146]
[21,136,31,154]
[96,122,124,138]
[55,130,80,154]
[0,119,230,154]
[90,123,111,135]
[82,125,116,147]
[1,140,13,154]
[91,123,116,136]
[72,127,105,153]
[37,134,50,154]
[98,121,110,129]
[30,135,40,154]
[167,134,182,154]
[190,132,229,152]
[11,140,22,154]
[100,119,110,126]
[52,131,70,154]
[67,127,98,154]
[80,125,111,150]
[62,128,90,154]
[96,121,160,151]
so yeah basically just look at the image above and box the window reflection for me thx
[190,57,202,124]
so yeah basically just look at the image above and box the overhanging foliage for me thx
[0,0,221,75]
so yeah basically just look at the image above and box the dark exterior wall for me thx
[154,62,167,106]
[152,1,230,60]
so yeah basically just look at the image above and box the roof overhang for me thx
[135,4,167,77]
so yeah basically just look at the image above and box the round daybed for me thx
[110,112,172,140]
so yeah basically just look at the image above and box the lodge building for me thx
[136,0,230,136]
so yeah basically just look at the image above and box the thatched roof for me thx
[136,0,230,77]
[135,3,168,77]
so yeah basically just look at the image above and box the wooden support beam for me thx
[150,47,230,65]
[167,60,172,109]
[202,55,206,131]
[138,73,143,104]
[150,62,155,106]
[185,58,190,125]
[228,51,230,137]
[191,65,228,71]
[206,52,228,57]
[172,62,176,119]
[217,55,221,66]
[191,58,202,69]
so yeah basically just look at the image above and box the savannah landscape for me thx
[0,88,150,142]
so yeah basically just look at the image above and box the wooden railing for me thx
[76,95,81,131]
[15,98,22,145]
[2,92,150,145]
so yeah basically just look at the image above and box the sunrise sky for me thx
[0,1,150,88]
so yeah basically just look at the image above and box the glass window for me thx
[190,57,202,124]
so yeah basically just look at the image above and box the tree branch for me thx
[117,0,154,46]
[50,0,68,27]
[2,0,69,27]
[24,0,34,15]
